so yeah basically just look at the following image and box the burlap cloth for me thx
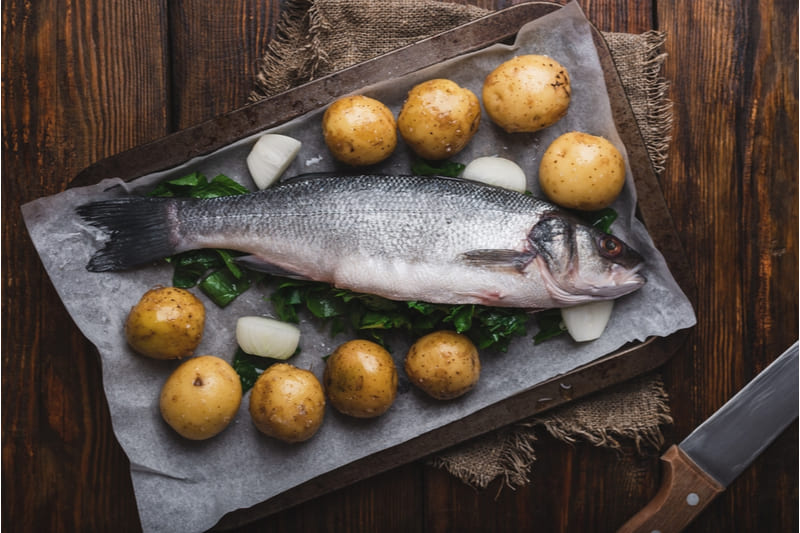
[251,0,674,489]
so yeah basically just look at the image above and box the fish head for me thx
[528,214,646,305]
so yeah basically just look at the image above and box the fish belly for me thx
[330,255,557,308]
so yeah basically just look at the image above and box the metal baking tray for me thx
[69,2,695,527]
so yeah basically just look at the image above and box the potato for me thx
[538,131,626,210]
[249,363,325,443]
[159,355,242,440]
[125,286,205,360]
[323,339,398,418]
[397,78,481,160]
[482,54,571,133]
[322,95,397,166]
[404,331,480,400]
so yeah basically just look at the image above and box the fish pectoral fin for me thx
[459,249,534,272]
[234,255,310,280]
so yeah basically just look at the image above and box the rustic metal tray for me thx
[69,2,695,527]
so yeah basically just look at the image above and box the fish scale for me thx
[179,175,541,258]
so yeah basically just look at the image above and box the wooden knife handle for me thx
[617,444,725,533]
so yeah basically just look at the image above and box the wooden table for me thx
[3,1,797,531]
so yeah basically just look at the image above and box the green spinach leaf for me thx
[232,348,278,393]
[270,280,529,352]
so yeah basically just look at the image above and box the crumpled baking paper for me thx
[21,3,695,532]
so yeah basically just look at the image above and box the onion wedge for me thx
[246,134,302,190]
[462,156,527,193]
[561,300,614,342]
[236,316,300,359]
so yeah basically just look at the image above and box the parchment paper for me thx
[21,4,695,532]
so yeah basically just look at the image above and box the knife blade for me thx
[618,341,798,533]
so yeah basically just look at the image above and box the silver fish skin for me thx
[77,173,646,309]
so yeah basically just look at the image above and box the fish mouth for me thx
[535,256,647,306]
[591,263,647,298]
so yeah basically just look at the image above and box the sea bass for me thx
[78,173,646,309]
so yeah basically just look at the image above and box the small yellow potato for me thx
[482,54,571,133]
[322,95,398,166]
[538,131,626,211]
[249,363,326,443]
[397,78,481,160]
[323,339,398,418]
[404,331,480,400]
[159,355,243,440]
[125,286,205,360]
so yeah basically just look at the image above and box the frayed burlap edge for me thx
[429,424,539,490]
[429,375,673,490]
[532,374,673,453]
[604,31,673,175]
[252,0,331,101]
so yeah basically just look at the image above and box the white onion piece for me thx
[235,316,300,359]
[462,156,527,193]
[246,134,302,190]
[560,300,615,342]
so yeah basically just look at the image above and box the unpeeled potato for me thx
[125,286,205,360]
[404,331,480,400]
[322,95,397,166]
[482,54,571,133]
[323,339,398,418]
[397,78,481,160]
[249,363,326,443]
[538,131,626,211]
[159,355,242,440]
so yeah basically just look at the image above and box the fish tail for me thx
[77,197,178,272]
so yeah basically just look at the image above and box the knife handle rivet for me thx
[686,492,700,506]
[650,530,661,533]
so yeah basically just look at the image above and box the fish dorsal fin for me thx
[459,249,535,271]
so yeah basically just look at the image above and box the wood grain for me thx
[2,1,169,531]
[2,1,797,532]
[656,0,799,531]
[169,0,282,128]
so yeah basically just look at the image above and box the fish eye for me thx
[598,235,623,258]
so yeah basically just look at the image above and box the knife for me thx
[618,341,798,533]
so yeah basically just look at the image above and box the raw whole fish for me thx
[78,173,646,309]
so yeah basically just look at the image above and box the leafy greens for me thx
[269,280,529,352]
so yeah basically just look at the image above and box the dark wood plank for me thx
[2,1,170,532]
[468,0,655,32]
[572,0,654,33]
[654,0,798,532]
[169,0,283,128]
[229,463,424,532]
